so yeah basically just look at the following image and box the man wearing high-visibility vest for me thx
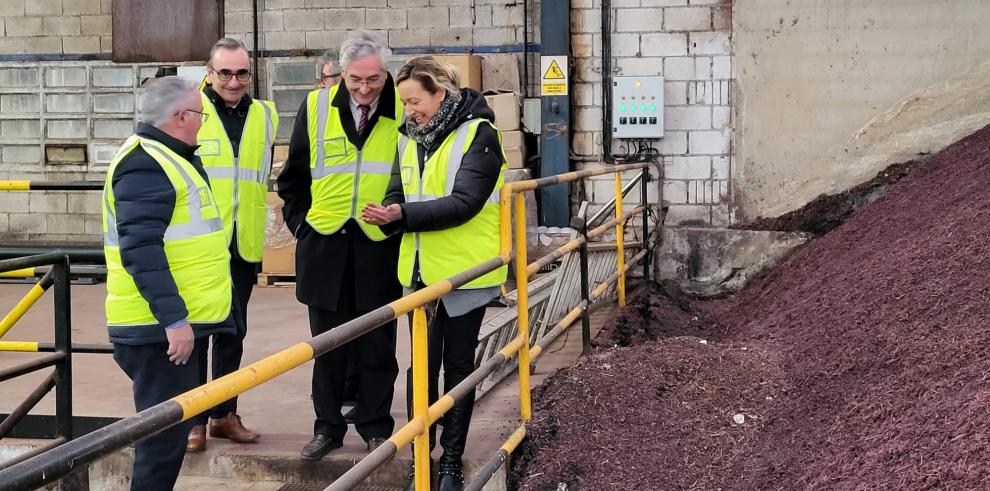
[277,30,402,461]
[186,38,278,452]
[103,76,235,491]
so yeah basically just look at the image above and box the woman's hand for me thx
[361,203,402,225]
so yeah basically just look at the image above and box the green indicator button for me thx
[639,105,647,111]
[619,105,627,112]
[649,105,657,111]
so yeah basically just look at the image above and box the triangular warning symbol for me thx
[543,60,565,80]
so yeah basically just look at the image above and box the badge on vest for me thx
[197,139,223,157]
[401,165,414,186]
[198,187,213,207]
[321,136,350,160]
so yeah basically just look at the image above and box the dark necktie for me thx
[358,104,370,134]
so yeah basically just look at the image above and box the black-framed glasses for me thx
[212,68,251,83]
[181,109,209,123]
[321,72,341,81]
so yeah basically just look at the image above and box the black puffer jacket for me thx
[382,88,504,232]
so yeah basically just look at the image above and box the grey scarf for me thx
[404,91,462,152]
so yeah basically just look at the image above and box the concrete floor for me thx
[0,282,614,489]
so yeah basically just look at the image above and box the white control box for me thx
[611,76,664,139]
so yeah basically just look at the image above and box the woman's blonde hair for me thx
[395,56,461,96]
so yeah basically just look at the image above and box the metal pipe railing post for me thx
[641,167,650,283]
[411,306,430,491]
[570,211,592,354]
[53,257,73,444]
[614,173,626,308]
[514,194,532,421]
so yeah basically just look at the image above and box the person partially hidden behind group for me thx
[361,56,509,491]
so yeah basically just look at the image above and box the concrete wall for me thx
[0,0,111,56]
[0,0,538,243]
[733,0,990,220]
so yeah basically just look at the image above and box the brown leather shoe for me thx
[209,413,260,443]
[186,424,206,453]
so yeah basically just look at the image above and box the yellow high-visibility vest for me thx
[396,119,508,288]
[102,135,232,327]
[304,85,402,240]
[197,93,278,262]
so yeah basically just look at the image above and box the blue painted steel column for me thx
[539,0,571,227]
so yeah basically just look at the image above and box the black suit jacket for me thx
[276,77,402,312]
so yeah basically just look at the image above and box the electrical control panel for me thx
[611,76,664,139]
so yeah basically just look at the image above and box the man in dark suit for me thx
[276,30,402,460]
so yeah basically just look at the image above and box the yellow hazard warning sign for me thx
[541,56,568,96]
[543,60,565,80]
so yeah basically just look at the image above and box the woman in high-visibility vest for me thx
[361,56,507,491]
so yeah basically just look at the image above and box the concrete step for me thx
[2,435,504,491]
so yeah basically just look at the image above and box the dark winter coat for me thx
[276,77,403,312]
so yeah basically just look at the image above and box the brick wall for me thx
[0,63,163,242]
[222,0,533,53]
[0,0,738,242]
[571,0,733,227]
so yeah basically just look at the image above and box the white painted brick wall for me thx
[570,0,733,228]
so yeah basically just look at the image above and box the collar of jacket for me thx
[203,85,253,111]
[136,122,201,162]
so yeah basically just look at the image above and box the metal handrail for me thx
[0,162,658,491]
[0,253,75,475]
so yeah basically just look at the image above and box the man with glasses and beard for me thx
[185,37,278,453]
[277,30,402,460]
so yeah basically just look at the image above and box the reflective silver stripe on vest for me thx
[313,87,331,179]
[398,135,410,164]
[103,186,119,246]
[260,101,275,185]
[444,123,475,197]
[404,193,439,203]
[310,160,393,179]
[145,141,222,242]
[206,166,265,183]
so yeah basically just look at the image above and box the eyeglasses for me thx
[321,73,341,82]
[345,74,385,89]
[181,109,209,123]
[212,68,251,83]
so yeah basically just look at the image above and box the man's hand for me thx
[361,203,402,225]
[165,323,195,365]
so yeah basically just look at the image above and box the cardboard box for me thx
[405,54,482,90]
[263,192,296,274]
[484,91,521,131]
[504,146,527,169]
[500,130,524,149]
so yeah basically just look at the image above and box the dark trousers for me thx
[114,338,208,491]
[405,301,485,466]
[195,254,257,424]
[309,305,398,442]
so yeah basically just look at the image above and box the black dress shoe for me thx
[366,436,388,452]
[438,462,464,491]
[300,434,343,461]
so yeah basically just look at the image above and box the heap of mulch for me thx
[510,334,781,490]
[735,159,916,236]
[511,125,990,490]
